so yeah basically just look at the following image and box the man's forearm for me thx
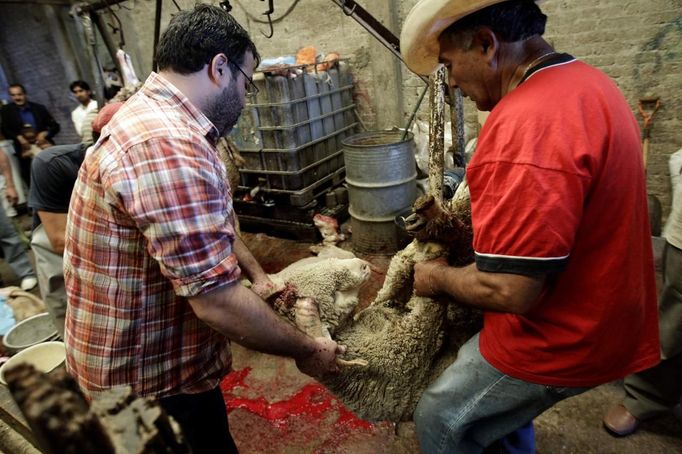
[189,282,316,360]
[233,235,268,283]
[425,263,545,314]
[0,151,15,186]
[36,211,67,254]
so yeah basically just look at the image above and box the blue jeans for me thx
[415,333,589,454]
[0,203,34,281]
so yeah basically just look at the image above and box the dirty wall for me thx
[76,0,682,217]
[0,4,90,145]
[0,0,679,215]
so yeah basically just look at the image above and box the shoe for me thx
[20,276,38,291]
[603,404,640,437]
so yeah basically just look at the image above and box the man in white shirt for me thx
[69,80,98,140]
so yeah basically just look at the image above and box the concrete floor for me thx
[0,220,679,453]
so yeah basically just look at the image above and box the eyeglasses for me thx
[229,61,259,99]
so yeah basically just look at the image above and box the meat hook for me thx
[260,0,274,38]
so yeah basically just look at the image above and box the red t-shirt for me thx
[468,57,660,387]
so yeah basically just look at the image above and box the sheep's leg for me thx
[370,240,446,313]
[371,242,418,308]
[337,358,369,367]
[294,297,368,368]
[293,297,325,338]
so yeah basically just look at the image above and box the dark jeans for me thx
[159,387,238,454]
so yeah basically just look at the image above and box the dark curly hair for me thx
[69,80,91,92]
[155,4,260,75]
[442,0,547,49]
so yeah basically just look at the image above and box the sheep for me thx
[317,182,482,422]
[267,182,481,422]
[269,68,482,421]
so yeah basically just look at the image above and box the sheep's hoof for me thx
[404,213,427,233]
[337,358,369,368]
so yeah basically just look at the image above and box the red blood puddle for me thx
[221,367,373,433]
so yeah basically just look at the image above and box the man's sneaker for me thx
[20,276,38,291]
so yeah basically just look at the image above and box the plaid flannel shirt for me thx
[64,72,241,398]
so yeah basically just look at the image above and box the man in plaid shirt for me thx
[63,5,343,453]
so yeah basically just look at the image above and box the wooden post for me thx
[450,87,466,167]
[429,66,447,203]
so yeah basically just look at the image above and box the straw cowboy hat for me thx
[401,0,538,75]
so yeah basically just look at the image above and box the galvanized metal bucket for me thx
[343,131,417,254]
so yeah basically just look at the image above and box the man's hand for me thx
[17,135,31,151]
[251,276,285,300]
[5,184,18,206]
[36,132,50,149]
[414,257,448,297]
[36,131,49,148]
[295,337,346,378]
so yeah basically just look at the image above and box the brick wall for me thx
[399,0,682,216]
[542,0,681,216]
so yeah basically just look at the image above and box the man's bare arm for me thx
[414,260,545,314]
[188,281,343,377]
[36,211,67,254]
[232,235,282,298]
[0,151,18,205]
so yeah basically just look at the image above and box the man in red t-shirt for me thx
[401,1,660,452]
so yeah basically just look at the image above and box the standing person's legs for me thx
[414,334,589,454]
[0,203,35,282]
[31,225,66,337]
[622,242,682,418]
[159,387,239,454]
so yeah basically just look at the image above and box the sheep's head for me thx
[335,258,372,291]
[401,193,474,266]
[404,194,451,242]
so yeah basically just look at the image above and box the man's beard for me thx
[205,84,243,137]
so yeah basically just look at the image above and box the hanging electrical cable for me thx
[113,0,133,11]
[232,0,301,24]
[101,0,125,48]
